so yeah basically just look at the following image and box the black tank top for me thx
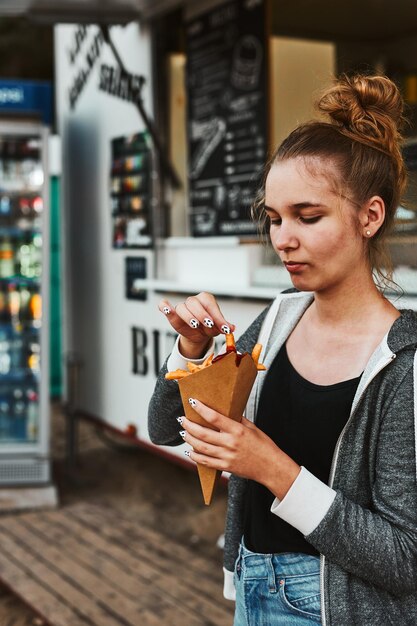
[243,342,361,556]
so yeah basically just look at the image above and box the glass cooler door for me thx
[0,122,48,456]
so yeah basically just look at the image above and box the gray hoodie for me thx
[148,291,417,626]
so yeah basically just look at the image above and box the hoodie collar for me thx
[386,309,417,354]
[280,293,417,355]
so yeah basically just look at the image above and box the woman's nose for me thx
[273,223,299,251]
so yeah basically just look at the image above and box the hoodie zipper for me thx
[319,352,396,626]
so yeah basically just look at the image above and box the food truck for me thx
[54,0,417,465]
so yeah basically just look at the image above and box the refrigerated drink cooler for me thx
[0,121,51,486]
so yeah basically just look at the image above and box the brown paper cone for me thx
[178,352,258,505]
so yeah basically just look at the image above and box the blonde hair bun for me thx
[317,74,405,154]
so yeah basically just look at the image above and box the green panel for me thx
[49,176,62,397]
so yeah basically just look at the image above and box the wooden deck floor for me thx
[0,501,234,626]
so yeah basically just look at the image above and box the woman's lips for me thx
[284,261,307,273]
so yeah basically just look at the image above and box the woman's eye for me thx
[269,216,321,226]
[299,216,321,224]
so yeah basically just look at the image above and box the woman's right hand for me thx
[158,292,235,359]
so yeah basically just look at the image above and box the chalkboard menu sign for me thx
[125,256,147,301]
[110,132,153,249]
[186,0,268,237]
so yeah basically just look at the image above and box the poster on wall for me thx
[186,0,269,237]
[110,132,153,249]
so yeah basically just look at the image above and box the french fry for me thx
[201,353,214,368]
[165,369,191,380]
[251,343,266,370]
[225,333,236,351]
[165,333,267,380]
[251,343,262,365]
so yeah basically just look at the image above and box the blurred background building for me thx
[0,2,416,624]
[0,0,416,479]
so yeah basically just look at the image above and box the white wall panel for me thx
[55,23,157,434]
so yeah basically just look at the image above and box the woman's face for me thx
[265,157,368,294]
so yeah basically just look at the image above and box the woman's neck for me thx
[310,270,397,330]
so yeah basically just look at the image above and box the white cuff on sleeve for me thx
[166,335,215,373]
[270,466,336,536]
[223,567,236,601]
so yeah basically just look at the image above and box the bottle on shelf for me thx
[8,283,21,330]
[29,233,42,278]
[19,285,31,323]
[9,332,23,371]
[0,284,9,323]
[11,387,26,440]
[29,292,42,329]
[26,388,38,441]
[0,196,11,217]
[27,338,40,374]
[32,196,43,214]
[17,239,31,277]
[0,237,15,278]
[16,233,42,279]
[0,329,11,375]
[0,395,10,438]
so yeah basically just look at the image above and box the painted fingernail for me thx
[188,398,197,408]
[221,325,231,334]
[203,318,214,328]
[176,416,184,425]
[190,318,200,329]
[162,306,171,315]
[184,450,191,457]
[179,430,186,439]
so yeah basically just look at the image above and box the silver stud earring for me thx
[366,230,371,237]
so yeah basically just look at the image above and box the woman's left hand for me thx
[181,398,301,499]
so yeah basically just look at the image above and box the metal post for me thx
[64,352,82,472]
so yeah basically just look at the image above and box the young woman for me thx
[148,74,417,625]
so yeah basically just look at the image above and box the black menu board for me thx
[186,0,268,237]
[125,256,147,301]
[110,132,153,249]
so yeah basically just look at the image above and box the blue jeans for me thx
[233,540,322,625]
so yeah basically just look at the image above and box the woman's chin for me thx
[289,276,315,292]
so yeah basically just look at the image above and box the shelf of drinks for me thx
[0,187,43,196]
[0,392,39,446]
[0,151,40,161]
[0,368,39,385]
[0,276,40,286]
[0,433,38,446]
[0,187,43,197]
[0,226,41,237]
[0,321,40,333]
[0,142,41,160]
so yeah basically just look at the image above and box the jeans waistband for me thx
[237,539,320,592]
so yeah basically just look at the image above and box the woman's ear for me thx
[360,196,386,237]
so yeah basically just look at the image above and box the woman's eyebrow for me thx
[291,202,324,210]
[264,202,325,213]
[264,204,277,213]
